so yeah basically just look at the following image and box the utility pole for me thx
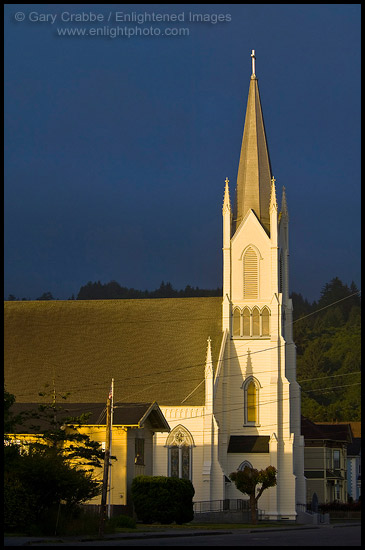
[99,394,111,537]
[107,378,114,518]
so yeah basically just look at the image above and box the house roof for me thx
[4,297,223,407]
[9,402,170,433]
[301,417,353,443]
[319,421,361,438]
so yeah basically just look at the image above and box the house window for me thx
[135,438,145,466]
[166,425,194,480]
[243,247,258,299]
[333,450,340,469]
[243,377,260,425]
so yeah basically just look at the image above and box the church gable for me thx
[231,212,272,304]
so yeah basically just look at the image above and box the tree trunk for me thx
[250,494,257,524]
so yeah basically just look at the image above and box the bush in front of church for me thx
[131,475,195,524]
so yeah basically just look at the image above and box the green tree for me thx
[4,390,110,533]
[230,466,277,524]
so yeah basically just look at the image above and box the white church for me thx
[5,51,306,520]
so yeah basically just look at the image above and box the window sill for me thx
[231,336,271,340]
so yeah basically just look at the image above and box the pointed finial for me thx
[251,49,256,77]
[222,177,231,213]
[270,176,277,211]
[205,336,213,376]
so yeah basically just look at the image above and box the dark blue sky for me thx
[4,4,361,302]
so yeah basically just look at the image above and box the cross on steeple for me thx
[251,49,256,76]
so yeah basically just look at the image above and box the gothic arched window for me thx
[242,307,251,337]
[252,307,260,337]
[243,377,260,425]
[233,308,241,337]
[238,460,253,471]
[166,425,194,480]
[243,247,258,299]
[261,307,270,336]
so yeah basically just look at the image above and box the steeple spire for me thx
[233,51,272,235]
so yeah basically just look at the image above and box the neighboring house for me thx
[301,417,353,504]
[320,422,361,501]
[8,402,170,515]
[4,52,306,520]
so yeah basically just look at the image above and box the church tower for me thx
[218,51,305,519]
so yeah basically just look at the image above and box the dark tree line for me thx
[76,280,223,300]
[292,278,361,422]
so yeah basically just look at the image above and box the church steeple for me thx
[234,50,272,235]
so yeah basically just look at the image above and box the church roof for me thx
[234,68,272,235]
[4,297,223,407]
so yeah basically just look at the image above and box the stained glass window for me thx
[181,446,190,479]
[166,425,194,480]
[247,381,257,422]
[170,447,179,478]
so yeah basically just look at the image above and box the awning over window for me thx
[227,435,270,453]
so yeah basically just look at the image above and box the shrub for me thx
[108,514,136,529]
[4,470,36,532]
[131,476,195,524]
[319,500,361,512]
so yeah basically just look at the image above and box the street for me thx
[4,524,361,546]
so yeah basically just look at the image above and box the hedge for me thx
[131,476,195,524]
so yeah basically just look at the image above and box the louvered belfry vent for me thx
[243,247,258,298]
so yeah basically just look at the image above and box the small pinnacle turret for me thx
[281,186,289,220]
[222,177,231,213]
[269,176,278,211]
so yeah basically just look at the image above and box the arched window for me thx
[261,307,270,336]
[166,425,194,480]
[243,377,260,425]
[242,308,251,337]
[252,307,260,336]
[238,460,253,471]
[233,308,241,337]
[243,247,258,299]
